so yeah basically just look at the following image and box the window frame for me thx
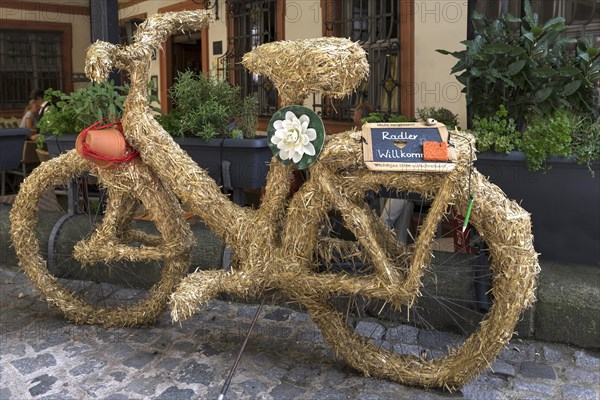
[469,0,599,44]
[220,0,286,126]
[318,0,414,132]
[0,20,72,118]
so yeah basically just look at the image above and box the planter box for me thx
[475,151,599,266]
[45,134,78,158]
[174,137,272,190]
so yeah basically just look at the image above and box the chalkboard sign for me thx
[362,122,456,172]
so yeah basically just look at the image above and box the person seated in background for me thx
[20,99,41,136]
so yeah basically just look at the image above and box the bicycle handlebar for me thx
[85,10,214,83]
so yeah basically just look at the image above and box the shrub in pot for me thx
[36,81,127,156]
[437,0,599,265]
[157,71,270,193]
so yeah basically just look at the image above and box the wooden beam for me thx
[399,0,415,119]
[0,1,89,16]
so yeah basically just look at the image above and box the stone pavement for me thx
[1,264,599,400]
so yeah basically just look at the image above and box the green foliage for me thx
[37,81,126,135]
[160,71,257,140]
[437,0,599,125]
[569,116,600,176]
[471,105,520,153]
[34,134,46,150]
[520,110,575,172]
[416,106,460,128]
[472,106,599,173]
[361,112,415,124]
[238,96,258,139]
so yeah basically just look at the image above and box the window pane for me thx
[219,0,279,117]
[318,0,400,121]
[472,0,599,45]
[0,30,63,110]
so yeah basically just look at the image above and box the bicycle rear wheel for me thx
[10,151,194,327]
[284,134,539,389]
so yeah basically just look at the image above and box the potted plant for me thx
[36,81,127,157]
[416,106,460,129]
[438,0,600,265]
[157,71,271,192]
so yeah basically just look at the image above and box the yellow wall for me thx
[414,1,467,127]
[119,0,178,87]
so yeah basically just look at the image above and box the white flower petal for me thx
[275,128,287,138]
[304,142,316,156]
[301,120,309,132]
[271,135,281,144]
[305,128,317,141]
[293,152,303,163]
[285,111,296,121]
[279,149,290,160]
[273,120,283,130]
[299,114,310,125]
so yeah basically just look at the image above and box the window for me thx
[319,0,404,121]
[219,0,281,117]
[472,0,599,45]
[0,30,64,110]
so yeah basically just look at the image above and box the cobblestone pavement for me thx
[1,265,599,400]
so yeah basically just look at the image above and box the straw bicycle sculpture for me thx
[10,11,539,389]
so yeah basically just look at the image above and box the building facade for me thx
[1,0,597,129]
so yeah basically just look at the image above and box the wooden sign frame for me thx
[362,122,456,172]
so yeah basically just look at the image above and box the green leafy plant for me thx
[159,71,257,140]
[37,81,126,135]
[565,115,600,176]
[361,112,415,124]
[416,106,460,128]
[437,0,599,126]
[471,105,519,153]
[520,110,575,172]
[237,96,258,139]
[34,134,46,150]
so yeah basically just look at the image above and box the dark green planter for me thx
[45,134,77,157]
[174,136,272,190]
[475,151,599,267]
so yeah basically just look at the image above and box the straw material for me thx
[242,37,369,106]
[9,151,195,326]
[170,131,539,389]
[10,10,539,389]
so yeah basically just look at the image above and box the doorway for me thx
[171,32,203,77]
[158,1,209,113]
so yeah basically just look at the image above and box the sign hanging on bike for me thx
[362,120,457,172]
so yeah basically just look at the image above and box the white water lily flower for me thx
[271,111,316,163]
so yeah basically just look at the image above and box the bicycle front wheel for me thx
[283,133,539,389]
[10,151,193,327]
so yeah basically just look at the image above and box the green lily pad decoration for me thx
[267,105,325,170]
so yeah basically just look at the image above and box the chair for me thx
[0,128,29,196]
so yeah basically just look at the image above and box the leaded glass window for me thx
[218,0,279,117]
[0,31,63,110]
[318,0,401,121]
[472,0,599,45]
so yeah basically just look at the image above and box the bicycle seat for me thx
[242,37,369,106]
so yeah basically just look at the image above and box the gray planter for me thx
[475,151,599,266]
[174,136,272,190]
[45,134,78,157]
